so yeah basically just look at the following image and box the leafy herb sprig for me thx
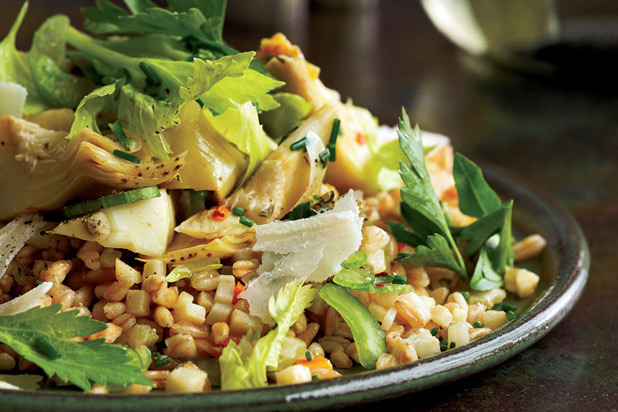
[390,109,514,290]
[0,304,153,391]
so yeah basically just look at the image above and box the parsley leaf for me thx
[396,234,464,274]
[453,153,502,218]
[396,109,466,277]
[470,247,504,290]
[0,304,153,391]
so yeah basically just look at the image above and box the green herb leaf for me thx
[0,304,153,390]
[469,248,504,291]
[396,109,465,277]
[396,234,464,275]
[259,92,312,143]
[453,153,502,218]
[67,81,121,139]
[28,15,94,109]
[458,201,512,257]
[0,2,48,114]
[219,281,316,390]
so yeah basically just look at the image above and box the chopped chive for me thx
[239,216,255,227]
[506,310,516,321]
[431,327,439,336]
[101,76,116,85]
[440,339,448,352]
[461,291,471,300]
[493,303,517,312]
[311,375,319,381]
[392,275,407,284]
[139,61,162,87]
[112,149,141,164]
[111,121,136,151]
[152,351,171,368]
[318,149,330,166]
[290,137,308,151]
[232,206,246,216]
[327,118,341,161]
[449,341,456,349]
[305,351,312,361]
[473,321,484,328]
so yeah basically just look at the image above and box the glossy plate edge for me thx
[0,165,590,412]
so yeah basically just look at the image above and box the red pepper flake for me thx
[211,205,229,221]
[375,272,388,277]
[375,283,385,288]
[206,253,212,258]
[232,282,246,304]
[220,335,242,348]
[397,242,407,253]
[355,132,366,145]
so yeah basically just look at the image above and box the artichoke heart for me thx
[225,102,337,224]
[259,34,377,195]
[160,101,247,201]
[52,189,175,256]
[0,115,186,220]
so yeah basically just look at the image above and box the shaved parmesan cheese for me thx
[0,81,27,118]
[0,214,46,279]
[242,190,363,321]
[0,281,52,315]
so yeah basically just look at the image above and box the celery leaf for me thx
[0,304,153,391]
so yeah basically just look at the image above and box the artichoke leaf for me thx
[161,101,247,201]
[0,115,185,220]
[225,102,337,224]
[52,189,174,256]
[144,231,256,264]
[176,206,253,240]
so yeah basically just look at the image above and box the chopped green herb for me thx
[289,137,308,151]
[111,120,137,152]
[449,341,456,349]
[392,275,407,285]
[327,118,341,161]
[101,76,116,85]
[139,61,162,87]
[431,327,439,336]
[285,201,317,221]
[492,303,517,312]
[239,216,255,227]
[318,149,330,166]
[312,375,319,381]
[440,339,448,352]
[62,186,160,219]
[152,351,171,368]
[305,351,312,361]
[461,291,471,300]
[232,206,246,216]
[473,321,484,328]
[112,149,141,164]
[506,310,516,321]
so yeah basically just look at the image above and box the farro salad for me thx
[0,1,546,394]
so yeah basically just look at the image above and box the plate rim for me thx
[0,164,590,412]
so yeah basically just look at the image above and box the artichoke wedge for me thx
[0,115,186,220]
[52,189,174,256]
[225,102,337,224]
[259,34,378,195]
[160,101,247,201]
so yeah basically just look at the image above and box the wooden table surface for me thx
[3,1,617,410]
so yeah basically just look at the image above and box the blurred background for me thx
[2,0,617,409]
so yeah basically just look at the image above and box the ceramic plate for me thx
[0,165,590,411]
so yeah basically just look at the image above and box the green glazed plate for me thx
[0,165,590,411]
